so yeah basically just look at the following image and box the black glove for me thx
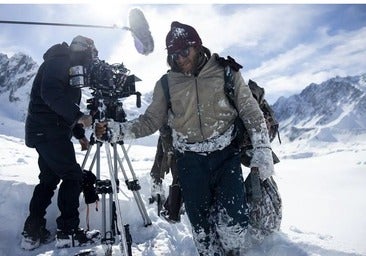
[82,170,99,204]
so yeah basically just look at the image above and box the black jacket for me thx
[25,42,84,147]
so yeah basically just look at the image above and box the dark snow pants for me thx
[25,138,83,233]
[176,144,248,256]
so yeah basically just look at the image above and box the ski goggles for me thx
[169,47,190,62]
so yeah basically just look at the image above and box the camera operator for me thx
[96,22,274,255]
[21,35,100,250]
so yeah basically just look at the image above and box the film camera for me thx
[69,58,142,123]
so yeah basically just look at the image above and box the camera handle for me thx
[135,92,141,108]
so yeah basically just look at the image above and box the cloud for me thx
[1,4,365,104]
[247,25,366,103]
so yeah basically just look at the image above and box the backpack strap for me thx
[216,55,243,71]
[224,65,237,111]
[160,74,172,113]
[217,56,250,148]
[160,74,170,106]
[217,55,243,112]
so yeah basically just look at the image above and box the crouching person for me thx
[95,21,274,255]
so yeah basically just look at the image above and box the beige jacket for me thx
[124,53,270,149]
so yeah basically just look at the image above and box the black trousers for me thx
[176,144,248,255]
[25,137,83,233]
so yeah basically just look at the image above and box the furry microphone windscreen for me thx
[129,8,154,55]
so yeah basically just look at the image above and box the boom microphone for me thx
[0,8,154,55]
[128,8,154,55]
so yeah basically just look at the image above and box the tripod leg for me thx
[80,139,99,172]
[105,144,131,256]
[84,141,112,253]
[116,144,152,226]
[81,143,93,170]
[94,143,107,239]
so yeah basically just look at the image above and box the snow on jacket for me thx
[25,42,84,147]
[122,53,271,153]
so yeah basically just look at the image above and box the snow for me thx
[1,65,366,255]
[0,127,366,256]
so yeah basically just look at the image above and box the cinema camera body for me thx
[69,58,142,123]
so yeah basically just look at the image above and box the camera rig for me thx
[72,58,152,256]
[69,58,142,123]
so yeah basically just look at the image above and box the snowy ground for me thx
[0,129,365,256]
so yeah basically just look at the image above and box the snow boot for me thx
[55,228,101,248]
[21,218,53,250]
[21,231,41,251]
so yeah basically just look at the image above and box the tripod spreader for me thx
[125,180,141,191]
[96,179,120,194]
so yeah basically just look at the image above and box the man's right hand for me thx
[78,115,93,128]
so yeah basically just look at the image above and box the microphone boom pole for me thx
[0,19,128,30]
[0,8,154,55]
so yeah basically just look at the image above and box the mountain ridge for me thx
[272,74,366,143]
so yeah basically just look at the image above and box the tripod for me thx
[81,134,152,256]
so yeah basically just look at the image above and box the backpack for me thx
[248,80,281,144]
[160,56,281,167]
[217,56,280,145]
[245,173,282,237]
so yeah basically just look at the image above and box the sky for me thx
[1,3,366,103]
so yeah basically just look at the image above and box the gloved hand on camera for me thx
[94,120,124,143]
[94,122,107,139]
[250,147,274,181]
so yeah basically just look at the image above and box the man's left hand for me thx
[78,115,93,128]
[79,136,89,151]
[250,147,274,180]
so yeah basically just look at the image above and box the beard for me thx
[177,52,199,75]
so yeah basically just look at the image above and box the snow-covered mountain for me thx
[0,52,38,118]
[272,74,366,143]
[0,53,38,137]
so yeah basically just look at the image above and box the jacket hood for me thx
[43,42,69,61]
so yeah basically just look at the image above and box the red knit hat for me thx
[165,21,202,54]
